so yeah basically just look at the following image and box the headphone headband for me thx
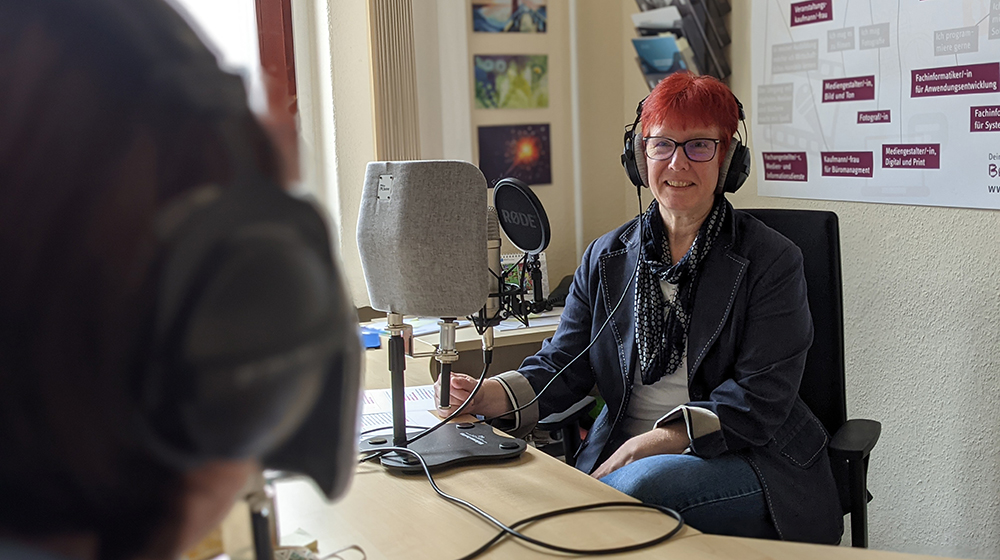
[621,92,751,194]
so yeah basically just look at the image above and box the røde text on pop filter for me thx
[493,177,550,255]
[357,161,489,317]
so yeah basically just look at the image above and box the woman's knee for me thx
[598,454,696,502]
[599,453,777,539]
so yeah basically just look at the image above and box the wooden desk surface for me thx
[272,453,951,560]
[273,446,700,559]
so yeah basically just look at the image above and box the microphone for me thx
[469,208,505,351]
[492,177,553,322]
[437,209,504,409]
[483,207,503,356]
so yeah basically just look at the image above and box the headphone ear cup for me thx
[141,183,359,470]
[622,131,644,188]
[622,127,649,188]
[633,132,650,188]
[716,138,752,194]
[159,232,332,460]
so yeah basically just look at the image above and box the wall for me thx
[414,1,644,288]
[725,2,1000,558]
[573,1,644,250]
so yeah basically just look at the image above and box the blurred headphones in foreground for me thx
[621,94,751,195]
[68,0,361,499]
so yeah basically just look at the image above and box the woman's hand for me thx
[590,423,690,479]
[433,372,513,419]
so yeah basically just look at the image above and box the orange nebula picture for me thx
[477,123,551,187]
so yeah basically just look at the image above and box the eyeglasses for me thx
[643,137,720,162]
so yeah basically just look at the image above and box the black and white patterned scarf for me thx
[635,195,728,385]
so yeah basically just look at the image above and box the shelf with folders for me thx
[631,0,731,90]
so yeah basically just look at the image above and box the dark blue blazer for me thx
[518,208,843,543]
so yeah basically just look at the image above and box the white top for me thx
[621,281,690,438]
[496,278,722,447]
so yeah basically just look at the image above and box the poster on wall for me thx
[474,55,549,109]
[472,0,547,33]
[477,123,552,186]
[751,0,1000,210]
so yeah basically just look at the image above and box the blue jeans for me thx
[598,453,778,539]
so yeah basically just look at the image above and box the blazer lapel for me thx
[687,212,748,379]
[598,220,641,387]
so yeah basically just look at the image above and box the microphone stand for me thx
[501,253,553,328]
[359,312,527,472]
[435,318,458,408]
[525,254,552,315]
[386,313,411,450]
[245,471,275,560]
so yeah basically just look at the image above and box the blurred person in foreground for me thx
[0,2,360,559]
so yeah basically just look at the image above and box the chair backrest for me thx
[743,209,847,437]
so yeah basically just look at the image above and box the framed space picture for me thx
[477,123,551,187]
[474,55,548,109]
[472,0,547,33]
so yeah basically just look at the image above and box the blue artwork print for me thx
[472,0,547,33]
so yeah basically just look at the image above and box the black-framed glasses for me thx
[643,137,720,162]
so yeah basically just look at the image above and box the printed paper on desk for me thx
[362,385,441,432]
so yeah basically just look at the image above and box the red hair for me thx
[641,72,740,158]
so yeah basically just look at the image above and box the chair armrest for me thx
[829,418,881,462]
[537,396,596,432]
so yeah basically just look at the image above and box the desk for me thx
[274,465,949,560]
[273,446,700,559]
[271,346,955,560]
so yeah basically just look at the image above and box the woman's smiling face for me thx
[644,121,723,220]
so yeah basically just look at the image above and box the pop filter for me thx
[493,177,550,255]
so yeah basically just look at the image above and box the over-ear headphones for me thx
[621,93,751,195]
[67,0,361,498]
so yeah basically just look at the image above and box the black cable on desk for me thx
[456,501,685,560]
[368,445,685,560]
[360,425,430,436]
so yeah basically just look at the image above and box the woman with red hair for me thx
[439,73,842,543]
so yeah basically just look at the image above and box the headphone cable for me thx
[480,183,646,426]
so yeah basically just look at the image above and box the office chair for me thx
[744,208,880,548]
[539,209,880,547]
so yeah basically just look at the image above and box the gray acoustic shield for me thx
[357,161,489,318]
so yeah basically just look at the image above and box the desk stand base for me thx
[360,423,526,473]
